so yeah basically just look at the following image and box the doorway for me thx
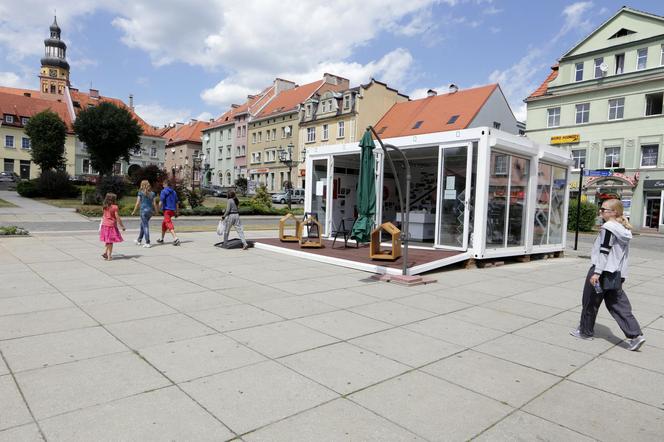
[644,195,661,228]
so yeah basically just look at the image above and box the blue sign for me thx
[583,170,611,177]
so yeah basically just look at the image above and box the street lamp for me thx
[277,142,306,211]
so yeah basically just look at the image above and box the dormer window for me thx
[343,95,350,109]
[412,120,423,129]
[609,28,636,39]
[4,115,14,124]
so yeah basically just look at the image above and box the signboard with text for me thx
[550,134,580,144]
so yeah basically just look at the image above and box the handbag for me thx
[601,271,622,291]
[216,219,226,236]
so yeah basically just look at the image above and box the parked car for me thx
[271,188,305,204]
[202,185,229,198]
[0,171,19,182]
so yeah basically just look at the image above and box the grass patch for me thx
[0,198,17,208]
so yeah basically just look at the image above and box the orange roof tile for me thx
[0,91,74,132]
[256,80,326,119]
[163,120,211,146]
[374,84,498,138]
[69,90,163,137]
[527,64,559,99]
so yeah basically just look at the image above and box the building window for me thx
[5,135,14,148]
[4,115,14,124]
[287,125,292,137]
[21,137,30,149]
[571,149,586,170]
[226,146,231,159]
[574,62,583,81]
[547,107,560,128]
[306,104,312,117]
[322,124,329,140]
[338,121,345,138]
[252,133,256,143]
[608,98,625,120]
[21,117,29,126]
[493,154,508,175]
[150,147,157,158]
[241,145,246,156]
[227,172,232,185]
[594,57,604,78]
[604,147,620,168]
[661,45,664,66]
[492,121,501,129]
[575,103,590,124]
[258,131,262,143]
[615,53,625,74]
[637,48,648,70]
[307,127,316,143]
[343,95,350,109]
[4,158,14,172]
[645,92,663,116]
[641,144,659,167]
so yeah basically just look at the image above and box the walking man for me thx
[157,178,180,246]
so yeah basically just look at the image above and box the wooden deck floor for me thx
[256,238,463,270]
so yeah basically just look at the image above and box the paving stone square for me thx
[0,228,663,440]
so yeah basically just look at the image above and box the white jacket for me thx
[591,220,632,279]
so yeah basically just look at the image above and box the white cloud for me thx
[201,48,415,109]
[133,103,193,127]
[0,71,34,89]
[195,111,214,122]
[554,1,594,42]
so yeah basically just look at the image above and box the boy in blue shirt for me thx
[157,178,180,246]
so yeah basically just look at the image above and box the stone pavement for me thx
[0,230,663,441]
[0,191,89,225]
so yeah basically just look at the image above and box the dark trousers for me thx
[579,266,642,338]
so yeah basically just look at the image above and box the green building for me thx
[526,6,664,232]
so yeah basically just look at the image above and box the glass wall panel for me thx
[438,146,468,248]
[507,157,530,246]
[548,166,567,244]
[486,152,509,247]
[310,159,328,234]
[534,163,552,246]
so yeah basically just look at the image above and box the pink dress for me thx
[99,205,124,244]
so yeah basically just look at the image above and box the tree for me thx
[234,177,248,195]
[24,110,67,171]
[73,102,143,176]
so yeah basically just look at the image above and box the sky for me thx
[0,0,662,127]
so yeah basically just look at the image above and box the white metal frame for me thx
[301,127,572,272]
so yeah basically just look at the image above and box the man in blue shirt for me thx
[157,178,180,246]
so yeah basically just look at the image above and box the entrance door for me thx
[435,143,473,250]
[644,197,661,228]
[308,158,331,235]
[19,161,30,179]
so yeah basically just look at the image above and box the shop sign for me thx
[584,169,611,177]
[248,168,269,174]
[643,179,664,189]
[550,134,580,144]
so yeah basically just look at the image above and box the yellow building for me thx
[298,79,408,187]
[247,74,348,191]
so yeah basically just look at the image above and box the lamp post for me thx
[278,142,306,211]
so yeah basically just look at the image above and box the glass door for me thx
[644,197,661,228]
[309,158,330,235]
[435,143,472,250]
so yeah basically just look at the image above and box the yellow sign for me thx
[550,134,580,144]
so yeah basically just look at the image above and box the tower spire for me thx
[39,16,70,98]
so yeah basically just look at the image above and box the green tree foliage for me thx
[234,177,248,195]
[132,165,167,189]
[568,200,599,232]
[73,102,143,176]
[24,110,67,171]
[250,184,272,211]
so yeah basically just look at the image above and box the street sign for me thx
[583,169,611,177]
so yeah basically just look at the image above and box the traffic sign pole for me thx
[574,165,584,251]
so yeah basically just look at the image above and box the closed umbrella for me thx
[351,130,376,243]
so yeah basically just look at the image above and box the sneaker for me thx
[142,243,151,248]
[156,239,164,244]
[134,239,141,245]
[570,329,593,340]
[628,336,646,351]
[173,238,180,246]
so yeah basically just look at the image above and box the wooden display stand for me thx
[299,216,324,248]
[279,213,301,242]
[370,222,402,261]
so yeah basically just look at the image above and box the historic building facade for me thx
[526,7,664,231]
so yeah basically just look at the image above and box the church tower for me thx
[39,16,70,99]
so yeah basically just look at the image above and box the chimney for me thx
[23,92,31,97]
[426,89,437,97]
[175,122,184,129]
[323,73,349,88]
[89,88,99,98]
[129,94,134,110]
[231,104,240,109]
[273,78,295,95]
[448,84,459,94]
[189,119,198,124]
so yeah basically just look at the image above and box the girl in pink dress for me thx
[99,193,125,260]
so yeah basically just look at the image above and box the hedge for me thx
[76,204,303,218]
[568,200,598,232]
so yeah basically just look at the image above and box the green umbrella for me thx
[351,130,376,243]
